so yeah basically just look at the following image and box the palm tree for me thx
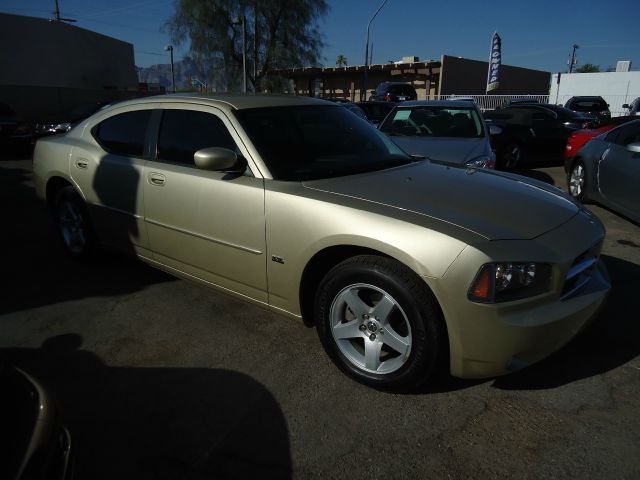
[336,55,348,67]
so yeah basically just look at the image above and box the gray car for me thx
[567,119,640,223]
[379,100,498,169]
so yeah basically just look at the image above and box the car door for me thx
[529,108,565,154]
[598,122,640,217]
[143,105,268,302]
[71,108,153,254]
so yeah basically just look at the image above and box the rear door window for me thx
[93,110,151,157]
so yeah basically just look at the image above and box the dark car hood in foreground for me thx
[388,136,488,164]
[304,161,579,241]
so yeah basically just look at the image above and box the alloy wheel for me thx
[329,283,412,374]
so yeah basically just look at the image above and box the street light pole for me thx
[165,45,175,93]
[362,0,389,101]
[232,16,247,93]
[568,43,579,74]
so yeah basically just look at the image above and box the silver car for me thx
[378,100,498,168]
[33,94,610,392]
[567,119,640,223]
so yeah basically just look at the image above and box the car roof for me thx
[396,100,478,108]
[568,96,605,100]
[102,93,333,112]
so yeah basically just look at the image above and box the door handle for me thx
[75,158,88,169]
[148,173,166,186]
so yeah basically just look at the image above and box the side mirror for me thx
[369,90,376,95]
[488,124,502,136]
[622,104,630,109]
[626,142,640,153]
[194,147,244,172]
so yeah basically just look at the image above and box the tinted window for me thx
[93,110,151,157]
[570,98,608,112]
[157,110,237,165]
[388,85,416,95]
[235,105,410,181]
[613,122,640,147]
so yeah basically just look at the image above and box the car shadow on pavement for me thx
[492,255,640,390]
[0,334,292,480]
[0,165,176,315]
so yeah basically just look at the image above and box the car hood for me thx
[303,161,579,241]
[388,136,488,164]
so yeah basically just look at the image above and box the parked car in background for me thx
[32,94,610,392]
[0,103,32,155]
[566,119,640,223]
[369,82,417,102]
[34,100,116,139]
[341,102,368,121]
[505,98,540,106]
[378,100,498,168]
[484,104,594,169]
[356,101,395,125]
[564,96,610,125]
[564,115,637,164]
[324,98,369,122]
[622,97,640,116]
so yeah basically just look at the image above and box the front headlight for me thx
[468,262,552,303]
[465,154,495,169]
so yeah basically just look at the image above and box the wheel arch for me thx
[45,176,75,211]
[298,245,449,339]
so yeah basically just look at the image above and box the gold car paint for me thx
[431,209,608,377]
[263,180,469,315]
[140,102,269,301]
[69,103,165,253]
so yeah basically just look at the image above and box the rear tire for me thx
[53,186,98,260]
[315,255,444,392]
[499,141,523,169]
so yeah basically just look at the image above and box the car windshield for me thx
[380,106,485,138]
[234,105,412,181]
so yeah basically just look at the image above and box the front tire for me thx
[53,186,97,260]
[315,255,444,392]
[568,160,588,201]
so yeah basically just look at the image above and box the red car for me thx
[565,125,613,158]
[564,116,636,172]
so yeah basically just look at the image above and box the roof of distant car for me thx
[395,100,480,108]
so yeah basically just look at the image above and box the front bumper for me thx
[429,209,610,378]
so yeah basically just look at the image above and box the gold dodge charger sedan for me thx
[33,94,610,391]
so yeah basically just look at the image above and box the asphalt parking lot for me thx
[1,155,639,479]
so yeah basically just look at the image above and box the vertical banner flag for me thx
[487,32,501,92]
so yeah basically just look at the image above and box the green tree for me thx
[167,0,329,92]
[575,63,601,73]
[336,54,347,67]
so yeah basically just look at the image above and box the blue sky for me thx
[3,0,639,72]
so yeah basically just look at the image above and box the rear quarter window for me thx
[92,110,151,157]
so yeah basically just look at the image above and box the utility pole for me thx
[52,0,76,22]
[253,3,258,94]
[568,43,579,73]
[232,16,247,93]
[165,45,175,93]
[361,0,389,101]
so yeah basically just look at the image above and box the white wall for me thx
[549,71,640,116]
